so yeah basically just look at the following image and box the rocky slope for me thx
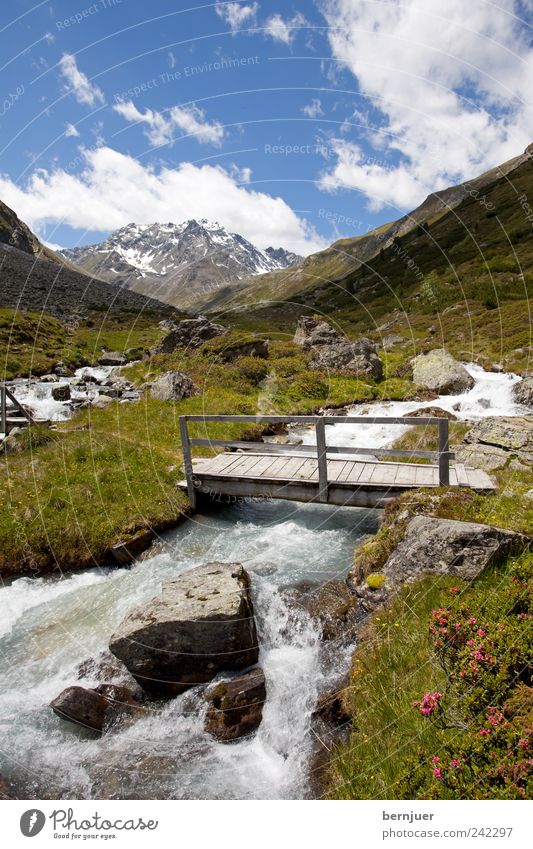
[60,220,302,310]
[0,243,174,320]
[0,199,62,263]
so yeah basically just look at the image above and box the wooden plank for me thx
[394,464,418,485]
[328,460,348,482]
[292,458,319,480]
[414,465,437,486]
[337,461,358,482]
[455,463,469,486]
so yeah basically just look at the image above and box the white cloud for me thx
[264,12,306,44]
[302,98,324,118]
[0,145,323,255]
[114,101,225,147]
[215,1,259,32]
[319,0,533,211]
[64,123,79,137]
[59,53,105,108]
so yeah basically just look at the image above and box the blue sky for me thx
[1,1,532,255]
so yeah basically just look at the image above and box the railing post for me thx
[316,417,329,503]
[179,416,197,511]
[438,419,450,487]
[1,385,6,436]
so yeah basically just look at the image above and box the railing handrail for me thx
[179,413,451,509]
[0,382,33,425]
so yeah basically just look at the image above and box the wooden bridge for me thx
[0,383,33,438]
[178,415,495,509]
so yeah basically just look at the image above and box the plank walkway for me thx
[178,415,496,509]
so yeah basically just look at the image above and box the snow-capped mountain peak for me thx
[59,220,302,308]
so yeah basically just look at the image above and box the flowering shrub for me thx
[404,553,533,799]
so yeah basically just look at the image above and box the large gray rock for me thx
[513,376,533,407]
[204,667,266,741]
[455,443,510,472]
[98,352,127,367]
[294,580,359,642]
[310,338,383,380]
[465,416,533,453]
[50,684,143,733]
[294,316,343,349]
[154,317,226,354]
[109,563,259,696]
[294,317,382,379]
[150,371,197,401]
[350,517,528,607]
[412,349,474,394]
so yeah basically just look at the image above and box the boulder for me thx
[513,377,533,408]
[98,352,127,367]
[80,370,99,384]
[40,373,58,383]
[294,316,343,349]
[54,361,72,377]
[154,317,226,354]
[310,338,383,380]
[455,443,510,472]
[381,333,404,350]
[51,384,71,402]
[50,685,111,733]
[204,667,266,741]
[50,684,143,733]
[464,416,533,463]
[313,679,352,727]
[295,580,359,642]
[218,338,269,362]
[412,349,475,394]
[150,371,197,401]
[91,395,114,409]
[350,517,528,606]
[404,406,457,420]
[109,529,155,565]
[109,562,259,696]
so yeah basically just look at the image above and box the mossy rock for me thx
[366,572,386,590]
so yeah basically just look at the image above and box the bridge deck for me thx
[182,451,495,508]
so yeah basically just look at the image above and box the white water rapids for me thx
[0,500,377,800]
[0,362,527,799]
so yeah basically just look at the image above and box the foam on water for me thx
[7,366,114,422]
[0,500,377,799]
[294,364,525,451]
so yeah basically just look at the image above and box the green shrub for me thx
[285,372,328,401]
[232,356,269,384]
[366,572,386,589]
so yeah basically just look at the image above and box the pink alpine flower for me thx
[433,767,443,780]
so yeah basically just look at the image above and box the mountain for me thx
[200,143,533,313]
[0,199,62,264]
[0,200,175,321]
[59,220,302,310]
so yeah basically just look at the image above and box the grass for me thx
[0,308,171,380]
[327,549,533,799]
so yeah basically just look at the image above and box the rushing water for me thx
[293,364,525,451]
[5,366,114,425]
[0,499,378,800]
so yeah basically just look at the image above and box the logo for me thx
[20,810,46,837]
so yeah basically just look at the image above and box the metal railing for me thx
[0,382,33,435]
[179,414,453,509]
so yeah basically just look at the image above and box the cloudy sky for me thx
[1,0,532,254]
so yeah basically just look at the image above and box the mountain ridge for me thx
[59,219,302,310]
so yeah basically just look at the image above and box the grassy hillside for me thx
[210,150,532,374]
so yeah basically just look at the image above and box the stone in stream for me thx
[51,384,71,402]
[50,684,144,733]
[293,580,359,642]
[109,562,259,696]
[149,370,198,401]
[203,667,266,741]
[412,349,475,394]
[513,375,533,407]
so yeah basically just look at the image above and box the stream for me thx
[0,363,526,799]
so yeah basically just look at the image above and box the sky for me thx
[0,0,532,256]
